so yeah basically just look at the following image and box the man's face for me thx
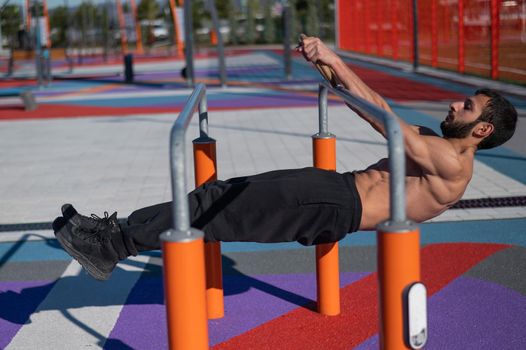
[440,94,490,139]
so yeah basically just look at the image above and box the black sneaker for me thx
[61,203,107,231]
[53,210,121,281]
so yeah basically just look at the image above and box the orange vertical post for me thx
[25,0,31,32]
[168,0,184,56]
[42,0,51,48]
[129,0,144,54]
[312,135,340,316]
[116,0,128,54]
[162,233,209,350]
[193,140,224,319]
[377,224,421,350]
[210,30,218,45]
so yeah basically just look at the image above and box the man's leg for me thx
[121,202,172,251]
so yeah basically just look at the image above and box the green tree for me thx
[304,0,319,37]
[214,0,233,19]
[227,0,238,45]
[137,0,160,46]
[245,0,259,44]
[50,6,69,47]
[0,4,22,48]
[263,0,275,43]
[137,0,160,21]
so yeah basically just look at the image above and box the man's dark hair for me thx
[475,88,518,150]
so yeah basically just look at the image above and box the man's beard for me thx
[440,119,479,139]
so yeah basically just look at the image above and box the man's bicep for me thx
[403,128,441,173]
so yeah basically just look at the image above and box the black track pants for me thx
[120,167,362,251]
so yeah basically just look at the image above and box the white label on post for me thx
[407,282,428,349]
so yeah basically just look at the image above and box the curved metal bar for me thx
[169,83,207,233]
[318,84,329,135]
[319,82,406,223]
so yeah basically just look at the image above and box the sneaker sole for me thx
[55,230,111,281]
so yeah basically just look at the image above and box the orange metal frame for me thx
[193,141,224,319]
[312,136,340,316]
[377,226,421,349]
[162,237,209,349]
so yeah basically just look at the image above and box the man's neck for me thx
[444,137,478,155]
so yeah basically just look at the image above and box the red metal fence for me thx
[337,0,526,85]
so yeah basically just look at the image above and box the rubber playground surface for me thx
[0,47,525,349]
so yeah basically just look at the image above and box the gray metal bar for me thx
[283,2,292,80]
[207,0,227,87]
[319,82,406,223]
[168,83,207,233]
[184,0,195,87]
[198,93,209,138]
[318,84,329,135]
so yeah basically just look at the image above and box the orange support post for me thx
[129,0,144,55]
[193,140,224,319]
[168,0,184,56]
[162,234,209,350]
[377,225,421,350]
[42,0,51,48]
[25,0,31,32]
[312,135,340,316]
[116,0,128,54]
[210,30,218,45]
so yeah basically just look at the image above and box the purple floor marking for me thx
[0,280,56,349]
[355,276,526,350]
[108,272,368,348]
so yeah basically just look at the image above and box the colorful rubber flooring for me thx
[1,48,525,349]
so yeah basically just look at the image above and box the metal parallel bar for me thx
[169,83,207,233]
[318,85,329,135]
[283,2,292,80]
[184,0,195,86]
[207,0,227,87]
[198,90,209,138]
[319,82,406,223]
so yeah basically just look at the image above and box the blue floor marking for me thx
[0,240,71,263]
[339,218,526,248]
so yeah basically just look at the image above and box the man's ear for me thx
[473,122,494,138]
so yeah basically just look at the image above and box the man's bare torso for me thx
[353,135,475,230]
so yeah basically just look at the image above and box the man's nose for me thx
[449,101,461,112]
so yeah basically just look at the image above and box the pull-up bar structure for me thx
[161,82,428,349]
[319,81,427,349]
[160,84,210,349]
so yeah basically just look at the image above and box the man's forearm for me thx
[330,58,393,114]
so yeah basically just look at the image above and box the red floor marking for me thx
[213,243,508,350]
[347,63,467,102]
[0,104,181,120]
[0,102,330,121]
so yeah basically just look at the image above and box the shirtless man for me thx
[53,37,517,280]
